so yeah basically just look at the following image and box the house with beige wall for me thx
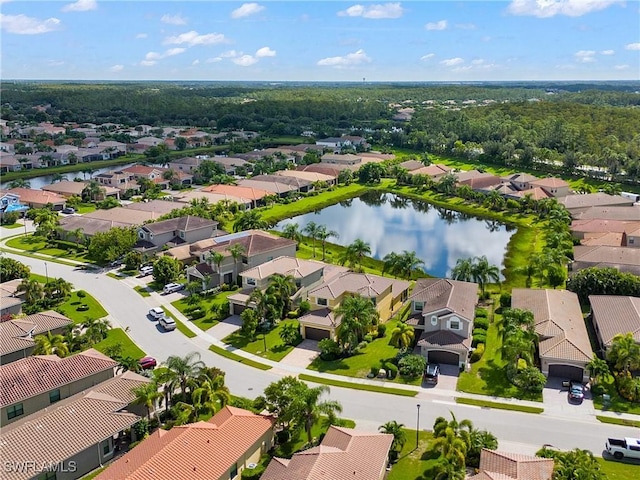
[0,349,117,426]
[589,295,640,353]
[135,215,218,254]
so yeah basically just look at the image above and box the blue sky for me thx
[1,0,639,81]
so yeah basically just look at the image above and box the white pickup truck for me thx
[605,437,640,460]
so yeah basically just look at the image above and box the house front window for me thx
[447,317,462,331]
[49,389,61,404]
[317,298,327,306]
[414,302,424,311]
[230,464,238,479]
[246,278,256,286]
[7,403,24,419]
[431,315,438,326]
[100,438,113,458]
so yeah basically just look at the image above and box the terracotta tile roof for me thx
[571,219,640,234]
[0,278,24,302]
[253,174,312,188]
[0,371,149,480]
[205,230,296,257]
[504,172,539,184]
[297,164,344,176]
[5,187,66,205]
[513,187,551,201]
[573,245,640,266]
[308,272,410,301]
[458,173,503,190]
[0,348,117,406]
[241,256,325,281]
[511,289,593,363]
[276,170,336,183]
[529,177,569,189]
[174,189,254,206]
[559,193,634,210]
[409,279,478,320]
[85,207,163,225]
[202,184,271,201]
[96,406,274,480]
[0,311,72,358]
[416,330,471,353]
[572,206,640,222]
[124,199,182,215]
[589,295,640,347]
[59,215,130,236]
[411,163,453,178]
[399,160,425,171]
[141,215,217,235]
[470,448,554,480]
[238,178,298,194]
[580,231,625,247]
[261,426,392,480]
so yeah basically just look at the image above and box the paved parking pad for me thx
[280,339,321,368]
[425,363,459,391]
[207,315,242,338]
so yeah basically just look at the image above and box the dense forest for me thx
[1,81,639,181]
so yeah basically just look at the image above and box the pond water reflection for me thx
[275,191,516,278]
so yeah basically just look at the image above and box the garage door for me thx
[548,364,584,381]
[231,303,246,315]
[305,327,330,341]
[427,351,460,365]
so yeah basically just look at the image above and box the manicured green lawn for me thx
[2,222,23,229]
[307,320,421,386]
[593,374,640,415]
[597,458,640,480]
[298,373,418,397]
[134,285,151,297]
[56,290,108,324]
[208,344,272,370]
[5,234,90,262]
[172,290,236,331]
[456,397,544,414]
[457,307,543,402]
[161,307,196,338]
[94,328,145,360]
[29,273,49,283]
[596,415,640,428]
[223,320,300,362]
[75,203,97,214]
[273,417,356,459]
[387,429,437,480]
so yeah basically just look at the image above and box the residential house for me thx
[300,272,410,340]
[97,141,127,158]
[503,172,539,191]
[511,289,593,381]
[227,257,346,315]
[456,171,503,190]
[0,349,117,426]
[261,426,393,480]
[211,156,250,175]
[0,191,29,217]
[529,177,570,197]
[42,180,120,199]
[0,154,24,173]
[57,215,131,239]
[320,153,363,167]
[572,245,640,276]
[411,163,454,181]
[558,193,635,215]
[399,160,425,172]
[237,177,299,197]
[94,170,139,193]
[276,169,337,185]
[0,311,73,365]
[297,163,344,178]
[173,190,253,209]
[136,136,164,148]
[571,206,640,222]
[406,278,478,367]
[511,187,552,201]
[120,164,170,187]
[588,295,640,353]
[95,406,275,480]
[570,219,640,241]
[185,230,297,291]
[124,199,183,216]
[0,279,26,318]
[468,448,554,480]
[135,215,218,254]
[316,135,367,151]
[168,156,202,173]
[4,188,66,210]
[83,207,165,226]
[0,370,150,480]
[201,184,271,208]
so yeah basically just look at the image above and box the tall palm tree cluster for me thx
[242,274,298,338]
[133,352,231,427]
[382,250,425,278]
[33,317,111,358]
[334,295,380,355]
[450,255,500,298]
[17,277,73,314]
[603,333,640,403]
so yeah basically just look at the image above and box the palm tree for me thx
[16,278,44,306]
[226,243,245,285]
[247,288,278,325]
[152,367,175,413]
[586,356,610,387]
[51,173,67,183]
[450,258,474,282]
[340,239,371,272]
[266,273,297,319]
[82,317,111,345]
[131,382,162,422]
[81,180,105,202]
[335,295,380,354]
[316,225,339,261]
[8,178,31,189]
[382,252,400,277]
[298,385,343,444]
[281,222,303,244]
[33,331,70,357]
[165,352,205,397]
[303,221,321,258]
[45,277,73,301]
[432,427,467,471]
[471,255,500,296]
[379,420,407,462]
[205,251,225,287]
[396,251,425,278]
[390,322,415,351]
[607,333,640,375]
[434,457,466,480]
[191,373,231,416]
[71,227,85,248]
[232,210,268,232]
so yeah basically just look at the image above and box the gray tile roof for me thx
[141,215,217,235]
[589,295,640,347]
[409,278,478,320]
[0,311,72,358]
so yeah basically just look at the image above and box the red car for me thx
[138,356,157,370]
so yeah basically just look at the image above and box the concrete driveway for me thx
[207,315,242,338]
[422,363,459,390]
[543,377,595,418]
[280,339,321,368]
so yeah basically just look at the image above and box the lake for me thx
[275,191,516,278]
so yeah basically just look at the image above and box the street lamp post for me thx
[44,261,49,284]
[263,331,268,353]
[416,404,421,449]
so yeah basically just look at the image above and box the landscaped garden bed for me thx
[223,320,301,362]
[93,327,145,360]
[172,290,237,331]
[56,290,108,324]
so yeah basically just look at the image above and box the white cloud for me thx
[165,48,186,57]
[456,23,476,30]
[233,54,259,66]
[140,60,156,67]
[420,53,435,61]
[109,64,124,72]
[135,33,147,39]
[614,64,629,70]
[192,59,200,66]
[506,0,622,18]
[625,42,640,50]
[575,50,596,62]
[206,57,222,63]
[220,50,240,58]
[161,13,187,25]
[61,0,97,12]
[425,20,447,31]
[164,30,226,47]
[231,3,265,19]
[47,60,65,67]
[255,46,276,58]
[600,49,615,55]
[440,57,464,66]
[317,49,372,67]
[337,3,404,19]
[0,14,61,34]
[140,48,185,66]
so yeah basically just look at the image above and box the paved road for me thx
[3,246,638,457]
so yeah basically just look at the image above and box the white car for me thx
[158,315,176,331]
[148,307,164,320]
[139,265,154,276]
[163,283,184,295]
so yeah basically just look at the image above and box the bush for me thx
[76,290,87,298]
[275,429,291,444]
[470,343,485,363]
[241,466,265,480]
[370,364,380,377]
[385,362,398,379]
[0,211,19,225]
[472,327,487,337]
[298,300,311,316]
[473,317,489,330]
[499,293,512,309]
[355,341,368,352]
[471,333,486,347]
[318,338,341,360]
[76,304,89,311]
[189,309,205,320]
[377,323,387,338]
[363,334,373,343]
[398,354,426,379]
[475,308,489,318]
